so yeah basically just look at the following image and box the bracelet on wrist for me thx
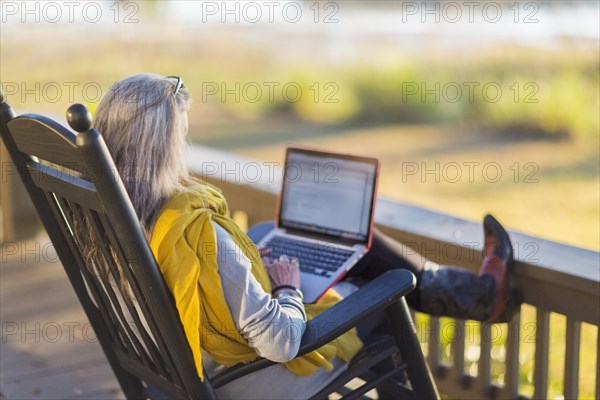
[274,289,298,299]
[272,285,303,300]
[272,284,297,292]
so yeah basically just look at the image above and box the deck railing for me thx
[186,145,600,400]
[2,144,599,399]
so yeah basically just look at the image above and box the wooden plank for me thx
[427,317,440,370]
[26,160,101,211]
[563,318,581,400]
[478,323,492,392]
[0,238,122,399]
[533,309,550,400]
[0,140,40,242]
[1,360,123,400]
[0,338,107,382]
[452,319,466,381]
[504,314,521,399]
[0,265,83,322]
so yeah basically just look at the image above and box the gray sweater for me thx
[203,223,358,399]
[210,222,306,362]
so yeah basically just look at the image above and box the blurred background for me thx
[1,1,598,398]
[2,0,598,250]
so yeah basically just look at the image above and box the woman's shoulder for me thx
[150,191,216,251]
[163,180,228,214]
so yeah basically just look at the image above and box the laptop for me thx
[258,146,380,303]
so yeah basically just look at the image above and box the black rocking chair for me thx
[0,92,439,400]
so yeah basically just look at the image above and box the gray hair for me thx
[94,73,197,235]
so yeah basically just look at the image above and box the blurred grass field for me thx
[2,35,598,249]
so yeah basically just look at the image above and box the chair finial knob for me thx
[67,103,93,133]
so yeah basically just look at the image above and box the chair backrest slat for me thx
[27,159,100,210]
[40,188,135,359]
[79,258,135,355]
[81,206,169,374]
[8,116,85,171]
[93,210,183,377]
[41,163,165,371]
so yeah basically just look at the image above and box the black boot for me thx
[417,214,519,323]
[418,265,498,322]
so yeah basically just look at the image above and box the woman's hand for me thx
[259,247,301,289]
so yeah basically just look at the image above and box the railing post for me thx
[0,132,40,242]
[452,319,466,385]
[478,323,492,394]
[504,314,521,399]
[427,317,440,373]
[533,309,550,400]
[564,318,581,400]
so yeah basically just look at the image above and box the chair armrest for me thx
[298,269,415,355]
[210,269,416,388]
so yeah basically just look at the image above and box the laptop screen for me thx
[279,147,379,244]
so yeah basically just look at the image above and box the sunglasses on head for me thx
[167,76,184,95]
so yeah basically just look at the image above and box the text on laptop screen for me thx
[280,149,378,243]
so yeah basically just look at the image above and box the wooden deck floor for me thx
[0,235,124,400]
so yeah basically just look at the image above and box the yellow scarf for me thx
[150,182,362,380]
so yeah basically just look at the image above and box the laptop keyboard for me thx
[263,236,355,278]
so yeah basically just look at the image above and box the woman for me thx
[94,74,517,399]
